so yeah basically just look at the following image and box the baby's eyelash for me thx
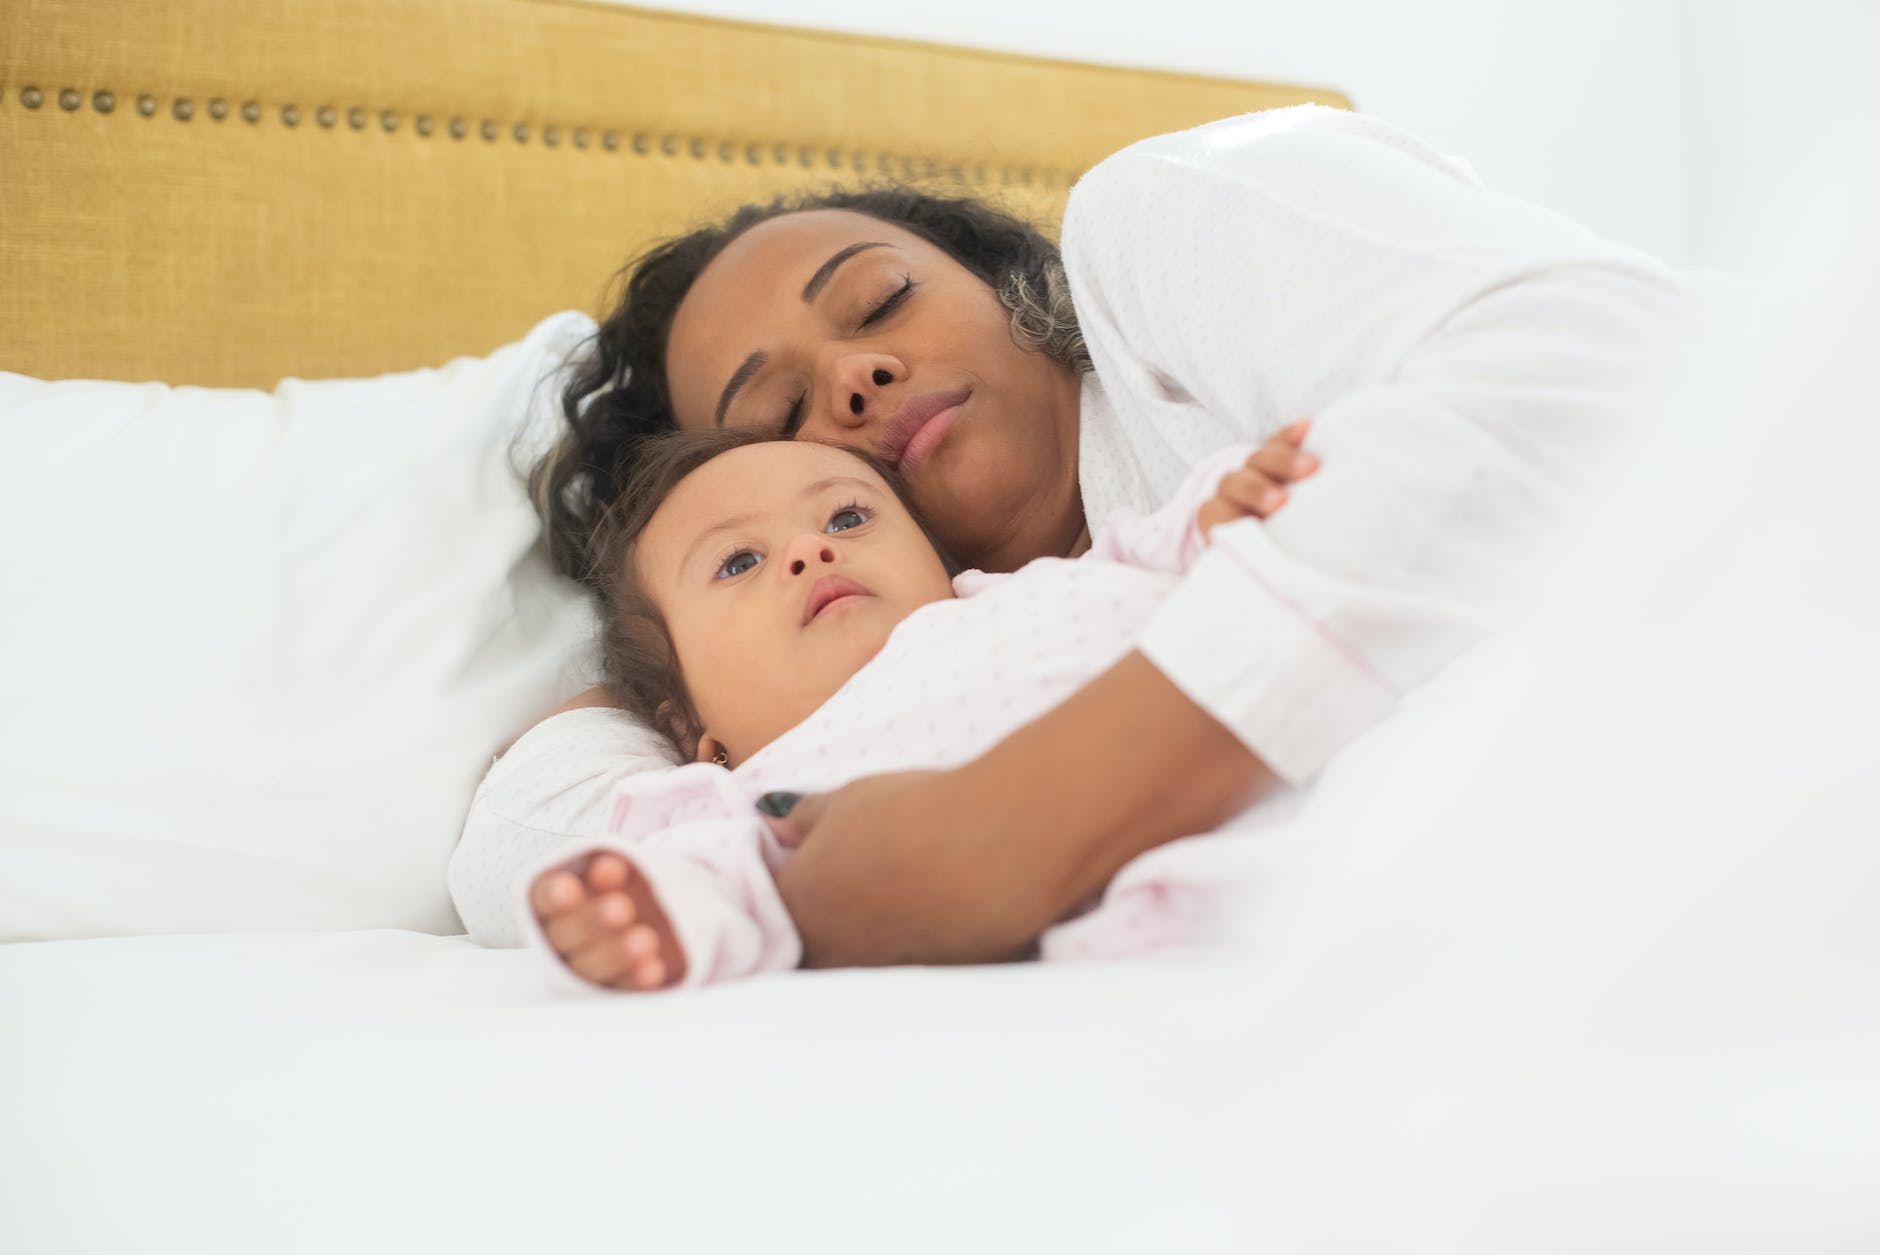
[713,548,762,580]
[826,500,871,531]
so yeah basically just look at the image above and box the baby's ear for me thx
[693,734,729,766]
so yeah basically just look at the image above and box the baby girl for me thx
[523,423,1315,993]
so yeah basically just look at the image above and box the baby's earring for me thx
[694,734,730,768]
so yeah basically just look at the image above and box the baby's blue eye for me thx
[716,550,761,579]
[827,508,867,533]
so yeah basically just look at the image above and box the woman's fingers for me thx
[1247,437,1319,484]
[1196,498,1232,539]
[1221,468,1287,515]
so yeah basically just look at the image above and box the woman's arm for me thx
[770,650,1276,966]
[1064,108,1717,782]
[772,112,1714,967]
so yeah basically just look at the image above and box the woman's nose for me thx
[821,353,902,430]
[782,531,837,577]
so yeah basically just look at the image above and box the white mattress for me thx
[4,619,1874,1253]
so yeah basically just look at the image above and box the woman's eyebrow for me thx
[713,243,892,426]
[801,241,891,302]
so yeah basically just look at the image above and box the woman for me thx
[450,105,1710,966]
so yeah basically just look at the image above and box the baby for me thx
[524,423,1316,992]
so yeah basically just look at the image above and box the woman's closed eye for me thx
[778,395,808,438]
[859,274,916,329]
[774,279,915,436]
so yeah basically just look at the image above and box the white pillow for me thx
[0,312,603,941]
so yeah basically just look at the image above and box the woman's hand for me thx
[1197,420,1319,539]
[766,652,1279,967]
[762,770,1041,966]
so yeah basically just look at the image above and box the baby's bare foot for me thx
[529,852,686,992]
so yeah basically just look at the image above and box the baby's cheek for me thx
[681,638,763,738]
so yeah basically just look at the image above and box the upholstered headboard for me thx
[2,0,1348,386]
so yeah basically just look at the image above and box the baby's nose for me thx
[787,542,836,576]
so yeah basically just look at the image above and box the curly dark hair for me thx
[587,426,956,761]
[532,184,1088,586]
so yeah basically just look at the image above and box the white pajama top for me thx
[1065,105,1713,783]
[449,104,1716,957]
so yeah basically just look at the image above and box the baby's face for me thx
[636,441,956,764]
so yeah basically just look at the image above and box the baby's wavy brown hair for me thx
[585,428,955,760]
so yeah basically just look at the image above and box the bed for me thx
[4,1,1876,1251]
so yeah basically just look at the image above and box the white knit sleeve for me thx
[1064,106,1717,783]
[446,706,676,947]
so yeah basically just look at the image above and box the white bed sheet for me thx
[1,932,1276,1252]
[7,139,1880,1255]
[3,613,1874,1255]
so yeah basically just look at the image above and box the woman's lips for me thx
[897,401,965,472]
[879,388,970,468]
[802,574,871,625]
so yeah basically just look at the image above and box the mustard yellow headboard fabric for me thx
[2,0,1347,387]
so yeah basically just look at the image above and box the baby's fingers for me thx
[545,891,637,957]
[569,927,666,992]
[584,853,632,895]
[567,928,644,988]
[530,869,585,918]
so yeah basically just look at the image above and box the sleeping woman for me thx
[449,104,1715,968]
[521,425,1312,990]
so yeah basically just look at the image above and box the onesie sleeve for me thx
[1063,106,1719,783]
[513,763,803,995]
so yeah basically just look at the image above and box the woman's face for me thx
[665,209,1086,573]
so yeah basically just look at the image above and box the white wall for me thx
[1678,0,1880,276]
[621,0,1690,263]
[621,1,1877,274]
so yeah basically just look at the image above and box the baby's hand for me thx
[1197,420,1320,540]
[530,851,686,992]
